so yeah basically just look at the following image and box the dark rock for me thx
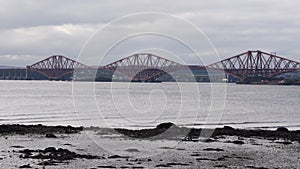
[19,147,100,162]
[166,162,190,166]
[276,127,289,132]
[156,122,175,129]
[44,147,56,152]
[216,157,226,161]
[233,156,252,160]
[97,166,117,168]
[108,155,123,159]
[183,128,201,141]
[156,164,171,167]
[19,164,31,168]
[115,122,186,139]
[45,133,57,138]
[0,124,82,135]
[191,153,201,157]
[63,143,73,146]
[125,148,139,152]
[223,126,235,130]
[10,145,24,148]
[275,141,292,145]
[159,146,173,149]
[81,154,102,159]
[176,148,185,151]
[232,140,245,145]
[196,157,222,161]
[203,148,224,152]
[155,162,190,167]
[19,149,33,156]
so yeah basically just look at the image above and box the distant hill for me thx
[278,71,300,79]
[0,65,25,69]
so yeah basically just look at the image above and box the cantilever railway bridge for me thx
[0,50,299,81]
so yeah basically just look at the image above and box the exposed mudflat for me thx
[0,124,299,168]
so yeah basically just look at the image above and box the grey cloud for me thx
[0,0,299,66]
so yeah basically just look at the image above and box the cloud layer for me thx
[0,0,299,66]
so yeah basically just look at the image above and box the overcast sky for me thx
[0,0,300,67]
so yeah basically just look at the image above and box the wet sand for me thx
[0,124,299,169]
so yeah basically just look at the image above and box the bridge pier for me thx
[0,69,27,80]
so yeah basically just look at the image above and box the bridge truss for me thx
[27,55,88,80]
[207,50,300,80]
[102,53,185,81]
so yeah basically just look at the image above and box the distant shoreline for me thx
[236,81,300,86]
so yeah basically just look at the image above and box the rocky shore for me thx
[0,123,299,168]
[114,122,300,143]
[0,124,83,135]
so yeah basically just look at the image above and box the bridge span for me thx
[0,50,299,82]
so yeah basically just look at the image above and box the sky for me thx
[0,0,300,67]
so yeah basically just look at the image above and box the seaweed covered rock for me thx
[0,124,83,135]
[156,122,175,129]
[19,147,101,164]
[115,122,185,139]
[276,127,289,132]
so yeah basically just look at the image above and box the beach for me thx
[0,124,299,169]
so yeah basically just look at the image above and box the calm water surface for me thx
[0,80,299,130]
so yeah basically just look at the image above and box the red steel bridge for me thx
[207,50,300,80]
[27,55,89,80]
[101,53,192,81]
[1,50,299,81]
